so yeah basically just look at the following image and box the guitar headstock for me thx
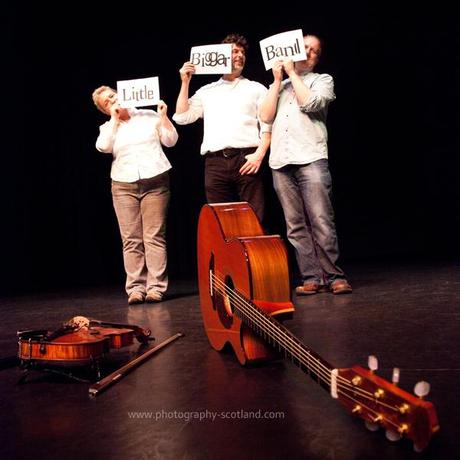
[336,363,439,452]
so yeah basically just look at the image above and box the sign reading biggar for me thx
[189,44,232,74]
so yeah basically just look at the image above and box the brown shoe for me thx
[295,282,320,295]
[128,292,145,304]
[331,280,352,295]
[145,291,163,303]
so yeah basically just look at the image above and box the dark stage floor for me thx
[1,260,459,460]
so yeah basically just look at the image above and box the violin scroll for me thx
[65,316,91,330]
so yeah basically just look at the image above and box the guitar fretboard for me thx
[211,272,335,394]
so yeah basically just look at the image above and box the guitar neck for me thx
[233,289,335,394]
[233,290,440,451]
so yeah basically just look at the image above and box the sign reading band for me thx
[259,29,307,71]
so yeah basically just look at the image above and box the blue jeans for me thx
[272,159,345,285]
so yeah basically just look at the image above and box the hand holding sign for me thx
[157,100,168,117]
[179,62,196,83]
[259,29,306,71]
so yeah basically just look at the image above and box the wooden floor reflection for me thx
[0,261,458,459]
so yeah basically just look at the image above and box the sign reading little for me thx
[117,77,160,108]
[190,44,232,74]
[259,29,307,71]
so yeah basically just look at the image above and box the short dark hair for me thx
[221,33,249,54]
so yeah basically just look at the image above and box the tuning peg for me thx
[368,355,378,372]
[385,429,402,442]
[414,381,430,399]
[392,367,400,384]
[365,420,379,432]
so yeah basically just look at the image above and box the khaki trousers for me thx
[111,173,170,296]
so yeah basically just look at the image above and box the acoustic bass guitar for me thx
[197,202,439,452]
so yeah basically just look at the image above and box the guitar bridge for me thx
[209,269,213,297]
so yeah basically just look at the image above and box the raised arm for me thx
[95,106,121,153]
[157,100,178,147]
[259,60,284,124]
[283,59,311,106]
[175,62,195,114]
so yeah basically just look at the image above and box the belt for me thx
[206,147,256,158]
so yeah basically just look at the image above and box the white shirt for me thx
[96,108,178,182]
[269,72,335,170]
[172,76,271,154]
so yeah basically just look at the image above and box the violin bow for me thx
[89,332,184,397]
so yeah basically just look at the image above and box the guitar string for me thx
[336,390,402,431]
[217,274,408,415]
[210,273,403,417]
[211,272,343,386]
[210,275,406,426]
[211,273,347,387]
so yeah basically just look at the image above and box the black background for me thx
[2,2,459,294]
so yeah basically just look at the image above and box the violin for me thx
[17,316,152,367]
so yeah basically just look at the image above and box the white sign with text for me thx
[117,76,160,108]
[259,29,306,71]
[190,44,232,74]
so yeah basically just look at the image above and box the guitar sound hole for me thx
[214,276,234,329]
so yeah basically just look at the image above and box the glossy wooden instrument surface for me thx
[196,202,439,451]
[197,201,294,365]
[18,318,152,366]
